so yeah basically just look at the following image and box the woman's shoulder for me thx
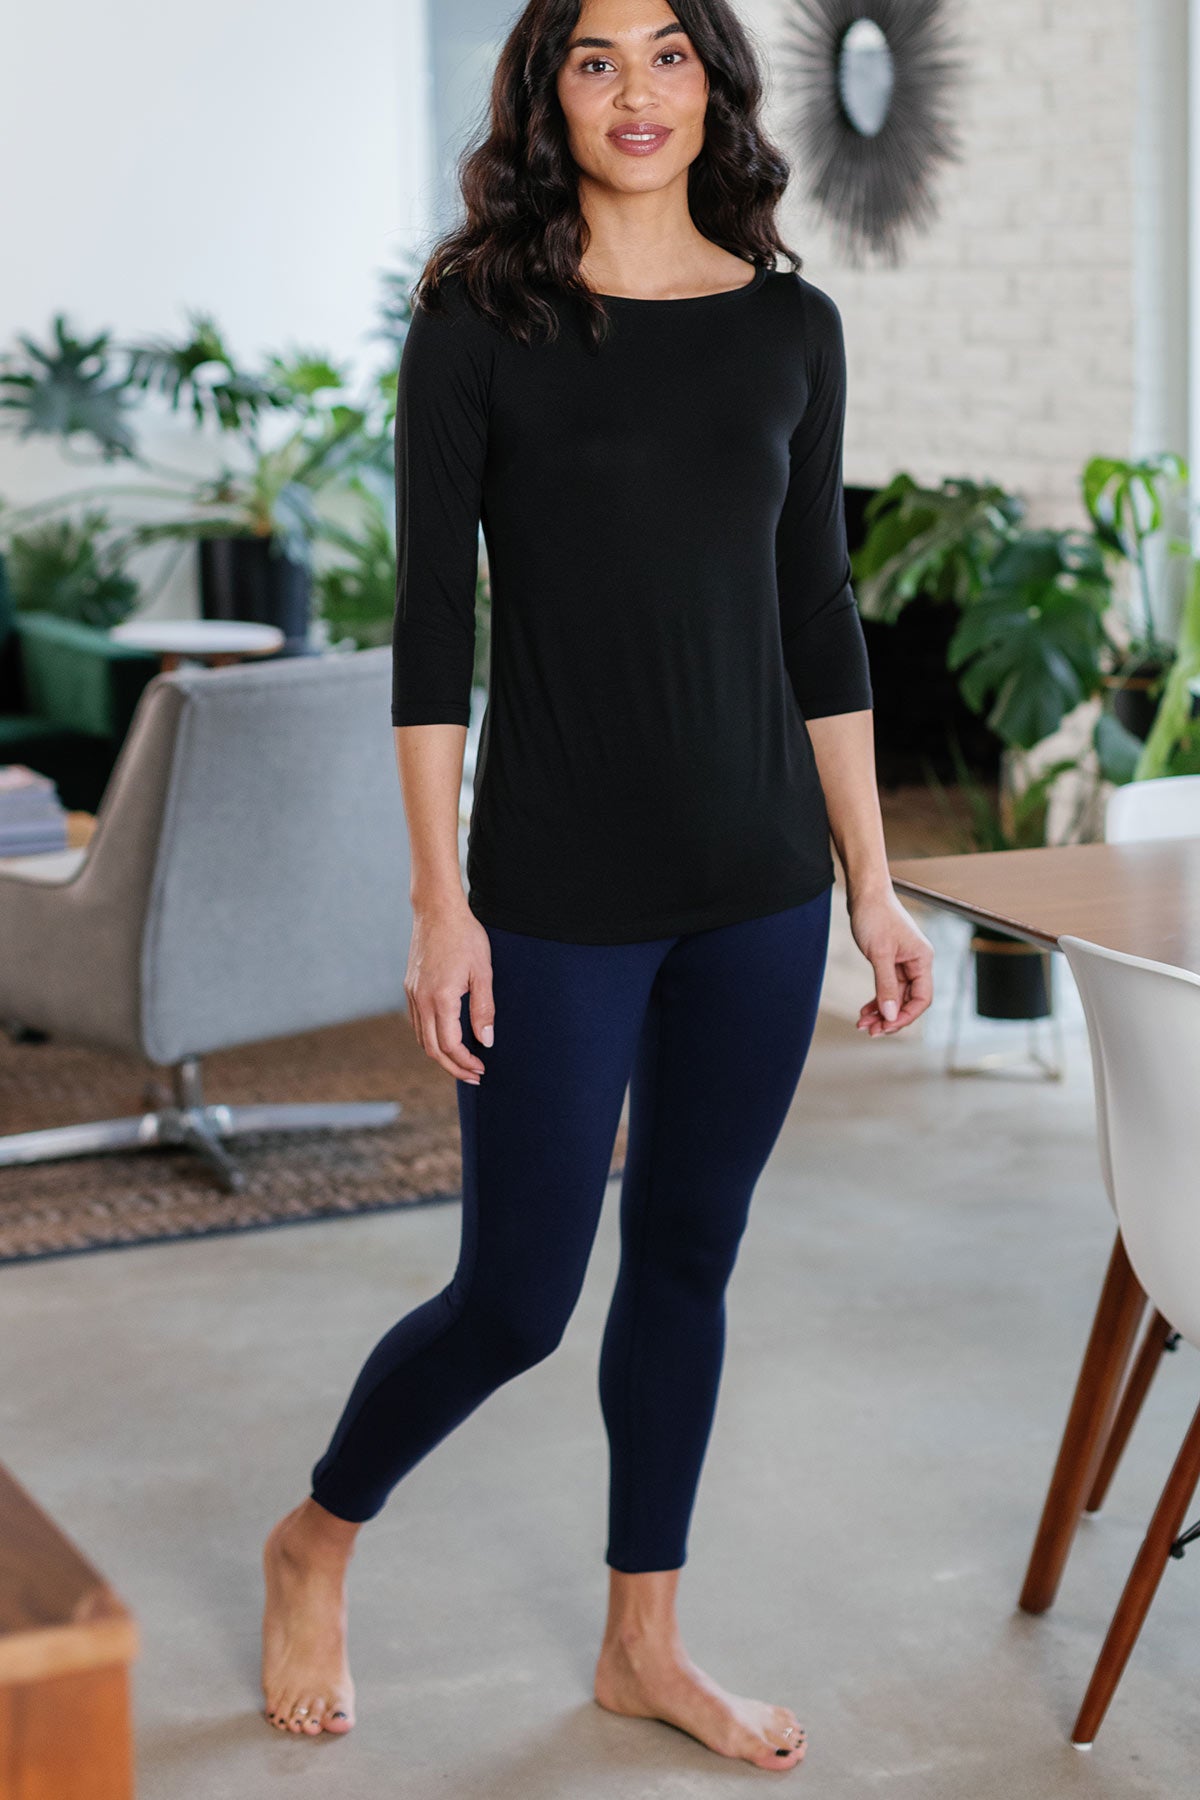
[764,270,846,373]
[402,271,508,380]
[767,269,843,331]
[410,269,491,332]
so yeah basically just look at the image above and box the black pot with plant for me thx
[924,725,1075,1022]
[0,261,425,651]
[853,457,1198,1021]
[198,536,311,654]
[854,483,1107,1023]
[944,524,1124,1018]
[118,349,377,657]
[1083,453,1190,740]
[970,924,1054,1021]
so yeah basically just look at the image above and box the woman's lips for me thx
[607,124,673,157]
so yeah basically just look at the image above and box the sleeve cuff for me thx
[392,703,472,726]
[799,690,874,720]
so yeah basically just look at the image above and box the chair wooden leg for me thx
[1085,1310,1176,1514]
[1072,1392,1200,1745]
[1019,1231,1147,1614]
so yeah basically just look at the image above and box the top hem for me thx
[466,870,835,945]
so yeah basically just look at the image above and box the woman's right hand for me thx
[404,901,495,1085]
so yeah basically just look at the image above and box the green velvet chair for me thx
[0,552,161,812]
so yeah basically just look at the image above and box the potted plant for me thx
[855,454,1195,1022]
[115,325,375,654]
[0,250,427,654]
[0,506,139,626]
[1083,453,1190,739]
[131,406,368,654]
[924,730,1074,1020]
[1132,555,1200,779]
[943,522,1134,1017]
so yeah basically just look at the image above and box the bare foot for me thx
[594,1627,806,1771]
[261,1499,358,1735]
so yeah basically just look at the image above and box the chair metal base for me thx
[0,1052,400,1193]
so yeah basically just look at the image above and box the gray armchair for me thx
[0,647,412,1191]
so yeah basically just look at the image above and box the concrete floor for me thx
[3,906,1200,1797]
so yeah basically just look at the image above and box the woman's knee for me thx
[640,1198,751,1292]
[461,1288,575,1378]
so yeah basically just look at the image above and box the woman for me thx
[261,0,933,1771]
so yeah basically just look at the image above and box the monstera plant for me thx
[947,526,1116,751]
[852,473,1024,623]
[854,467,1174,1031]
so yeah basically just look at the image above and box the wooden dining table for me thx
[889,838,1200,971]
[888,836,1200,1618]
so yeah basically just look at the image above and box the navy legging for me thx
[309,883,832,1572]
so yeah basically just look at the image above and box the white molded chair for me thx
[1056,933,1200,1745]
[1074,780,1200,1505]
[1019,777,1200,1659]
[1105,773,1200,843]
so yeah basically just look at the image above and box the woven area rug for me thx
[0,787,956,1267]
[0,1012,628,1265]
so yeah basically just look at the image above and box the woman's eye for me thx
[577,50,688,75]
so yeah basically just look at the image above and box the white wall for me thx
[0,0,434,619]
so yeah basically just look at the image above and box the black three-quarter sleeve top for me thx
[391,263,873,945]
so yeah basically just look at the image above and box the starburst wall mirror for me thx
[779,0,965,265]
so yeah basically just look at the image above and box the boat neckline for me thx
[590,264,771,305]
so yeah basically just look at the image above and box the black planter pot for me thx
[971,925,1054,1021]
[198,535,314,657]
[1103,655,1170,742]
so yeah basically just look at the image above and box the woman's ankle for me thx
[602,1566,684,1652]
[602,1612,685,1657]
[281,1496,361,1562]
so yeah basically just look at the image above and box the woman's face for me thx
[555,0,709,194]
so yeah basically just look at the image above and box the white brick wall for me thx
[752,0,1152,530]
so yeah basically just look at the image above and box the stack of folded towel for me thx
[0,765,68,856]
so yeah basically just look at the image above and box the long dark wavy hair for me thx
[415,0,803,350]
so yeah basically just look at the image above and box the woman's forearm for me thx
[394,722,472,912]
[805,709,893,901]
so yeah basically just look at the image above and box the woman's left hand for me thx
[848,884,935,1036]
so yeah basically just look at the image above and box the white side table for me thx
[108,618,285,673]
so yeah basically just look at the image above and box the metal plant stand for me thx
[943,932,1067,1080]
